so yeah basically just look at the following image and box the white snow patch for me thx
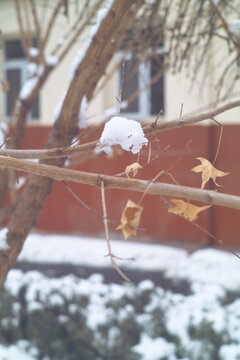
[0,120,9,148]
[28,47,39,58]
[96,116,148,154]
[27,63,38,77]
[70,0,114,79]
[26,63,44,78]
[0,227,9,250]
[45,54,59,67]
[57,38,65,46]
[133,335,176,360]
[0,344,35,360]
[138,279,155,292]
[229,19,240,35]
[20,77,38,100]
[18,233,188,272]
[220,344,240,360]
[15,176,26,190]
[78,95,88,128]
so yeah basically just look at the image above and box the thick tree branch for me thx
[0,155,239,210]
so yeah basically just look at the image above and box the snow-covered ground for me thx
[18,232,240,291]
[2,233,240,360]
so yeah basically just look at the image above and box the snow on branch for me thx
[19,77,39,100]
[96,116,148,154]
[70,0,114,80]
[0,228,10,251]
[78,96,88,128]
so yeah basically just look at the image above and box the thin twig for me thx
[41,0,65,50]
[180,102,183,118]
[100,180,130,282]
[147,141,152,163]
[115,145,170,177]
[117,62,125,115]
[62,180,108,222]
[138,141,190,204]
[213,125,223,165]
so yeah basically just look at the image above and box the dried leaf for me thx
[125,162,141,178]
[168,199,211,221]
[191,157,229,189]
[117,199,143,240]
[1,82,10,92]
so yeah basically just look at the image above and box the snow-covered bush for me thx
[1,270,240,360]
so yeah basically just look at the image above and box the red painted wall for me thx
[20,124,240,247]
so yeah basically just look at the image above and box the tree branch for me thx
[1,99,239,159]
[0,155,239,210]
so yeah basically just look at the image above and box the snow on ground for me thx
[3,232,240,359]
[19,232,240,292]
[0,342,38,360]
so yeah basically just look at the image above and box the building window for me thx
[117,50,165,118]
[3,39,39,119]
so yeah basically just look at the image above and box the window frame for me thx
[116,47,165,120]
[2,38,40,121]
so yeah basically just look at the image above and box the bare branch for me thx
[0,155,239,210]
[1,99,239,159]
[13,0,32,62]
[41,0,65,50]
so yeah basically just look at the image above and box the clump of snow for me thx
[45,54,59,67]
[70,0,114,79]
[0,227,9,250]
[0,120,9,148]
[27,63,38,77]
[28,47,39,58]
[57,38,65,46]
[15,176,26,190]
[20,77,38,100]
[133,335,176,360]
[220,344,240,360]
[96,116,148,154]
[138,279,155,292]
[0,344,36,360]
[78,96,88,128]
[26,63,44,79]
[70,39,91,80]
[20,62,44,100]
[229,19,240,35]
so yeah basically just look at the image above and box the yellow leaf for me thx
[1,82,10,92]
[168,199,211,221]
[191,157,229,189]
[117,199,143,240]
[125,162,142,178]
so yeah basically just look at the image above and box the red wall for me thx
[20,124,240,247]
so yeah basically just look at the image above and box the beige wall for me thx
[0,0,239,128]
